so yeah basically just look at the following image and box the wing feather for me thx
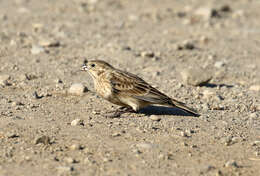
[108,70,171,105]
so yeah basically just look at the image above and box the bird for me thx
[81,60,199,117]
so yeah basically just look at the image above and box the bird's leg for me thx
[118,106,135,112]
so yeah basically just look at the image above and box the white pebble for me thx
[149,115,161,121]
[214,61,225,68]
[249,85,260,92]
[31,45,45,55]
[71,119,84,126]
[68,83,87,95]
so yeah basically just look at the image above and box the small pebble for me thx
[0,74,10,86]
[149,115,161,121]
[55,78,63,84]
[252,141,260,146]
[202,89,216,99]
[111,132,121,137]
[32,23,44,32]
[225,160,238,168]
[220,5,231,12]
[57,166,73,174]
[64,157,76,164]
[6,132,19,138]
[167,153,174,160]
[11,101,23,107]
[69,144,81,150]
[31,45,45,55]
[195,7,219,20]
[249,85,260,92]
[68,83,87,95]
[255,104,260,111]
[35,135,51,145]
[249,113,258,119]
[33,91,43,99]
[214,61,225,68]
[180,131,188,137]
[182,40,195,50]
[71,119,84,126]
[39,40,60,47]
[103,157,110,162]
[175,40,195,50]
[141,51,155,58]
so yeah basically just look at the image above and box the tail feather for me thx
[170,99,200,117]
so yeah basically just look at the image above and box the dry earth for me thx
[0,0,260,175]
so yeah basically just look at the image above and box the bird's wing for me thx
[108,70,171,104]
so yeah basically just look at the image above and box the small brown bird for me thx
[81,60,199,116]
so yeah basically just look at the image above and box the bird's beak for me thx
[81,65,88,71]
[81,59,88,71]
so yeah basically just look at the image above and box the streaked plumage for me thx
[81,60,199,116]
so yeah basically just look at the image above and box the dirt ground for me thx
[0,0,260,175]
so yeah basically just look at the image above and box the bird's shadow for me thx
[138,105,199,117]
[202,83,233,88]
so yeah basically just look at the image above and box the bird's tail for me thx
[170,98,200,117]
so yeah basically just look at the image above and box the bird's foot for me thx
[105,107,135,118]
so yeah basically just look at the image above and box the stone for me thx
[71,119,84,126]
[31,45,44,54]
[249,85,260,92]
[35,135,51,145]
[32,23,44,32]
[57,166,73,174]
[181,68,212,86]
[182,40,195,50]
[141,51,155,58]
[175,40,195,50]
[0,74,10,86]
[195,7,219,20]
[111,132,121,137]
[202,89,216,99]
[33,91,43,99]
[225,160,238,168]
[220,5,231,12]
[64,157,76,164]
[180,131,188,137]
[68,83,87,95]
[39,40,60,47]
[149,115,161,121]
[214,61,225,68]
[69,144,82,150]
[6,132,19,138]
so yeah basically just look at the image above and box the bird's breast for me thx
[94,78,113,99]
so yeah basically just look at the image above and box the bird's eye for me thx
[91,64,95,67]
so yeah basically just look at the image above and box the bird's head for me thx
[81,60,114,79]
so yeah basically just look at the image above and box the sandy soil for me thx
[0,0,260,175]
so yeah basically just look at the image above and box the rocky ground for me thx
[0,0,260,175]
